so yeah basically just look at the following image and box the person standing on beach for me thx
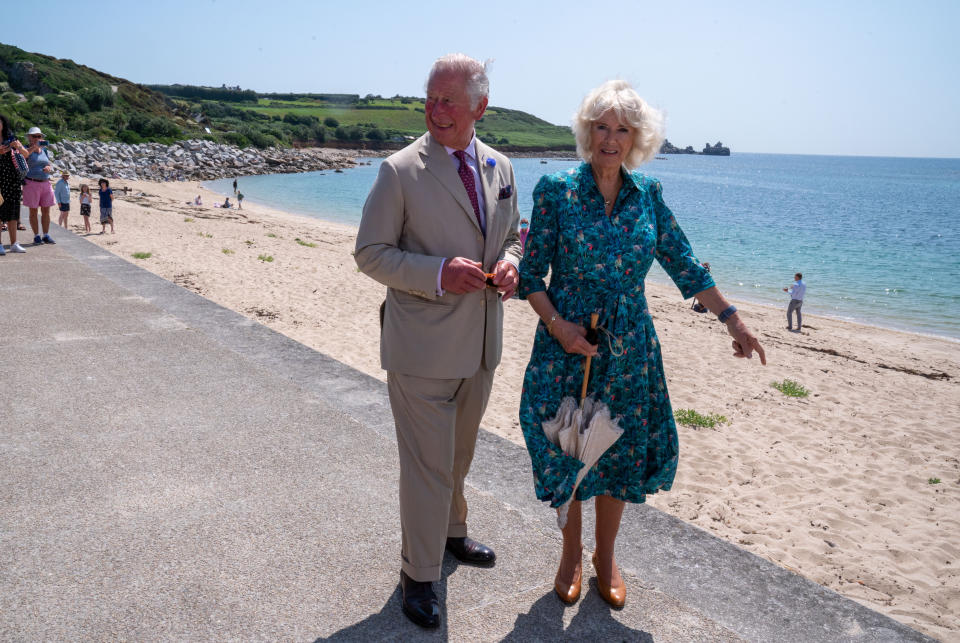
[55,171,71,228]
[784,272,806,331]
[355,53,522,629]
[0,114,28,254]
[232,178,237,195]
[23,126,57,245]
[98,178,115,234]
[236,191,243,210]
[78,184,93,233]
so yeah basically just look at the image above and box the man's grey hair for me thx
[425,53,491,108]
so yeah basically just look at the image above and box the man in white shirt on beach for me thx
[784,272,806,331]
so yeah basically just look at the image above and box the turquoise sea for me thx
[206,153,960,341]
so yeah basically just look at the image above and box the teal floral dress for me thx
[518,163,714,507]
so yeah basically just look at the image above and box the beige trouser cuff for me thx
[447,523,468,538]
[401,559,442,583]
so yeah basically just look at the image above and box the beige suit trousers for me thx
[387,364,495,582]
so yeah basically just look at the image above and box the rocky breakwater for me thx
[48,139,358,181]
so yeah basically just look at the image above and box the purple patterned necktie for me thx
[453,150,484,235]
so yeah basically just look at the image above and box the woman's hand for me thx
[726,317,766,365]
[551,319,599,357]
[0,144,8,154]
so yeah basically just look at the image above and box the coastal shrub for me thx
[290,124,311,142]
[324,116,339,128]
[310,124,327,143]
[928,477,941,485]
[283,113,319,126]
[771,379,809,398]
[82,85,115,110]
[366,128,385,141]
[119,129,144,144]
[241,126,278,149]
[334,126,349,140]
[47,92,88,115]
[266,233,277,238]
[257,254,274,262]
[91,126,115,140]
[221,248,234,255]
[223,131,250,147]
[295,238,316,247]
[131,252,152,259]
[183,217,194,222]
[347,126,364,141]
[674,409,727,429]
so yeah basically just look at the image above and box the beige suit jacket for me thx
[355,132,523,379]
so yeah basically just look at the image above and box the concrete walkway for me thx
[0,227,933,641]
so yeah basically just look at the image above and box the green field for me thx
[238,97,574,147]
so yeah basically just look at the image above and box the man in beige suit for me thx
[355,53,522,629]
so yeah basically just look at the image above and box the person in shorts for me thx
[23,126,57,245]
[98,178,115,234]
[55,171,71,228]
[78,184,92,233]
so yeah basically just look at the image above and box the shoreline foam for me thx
[65,175,960,639]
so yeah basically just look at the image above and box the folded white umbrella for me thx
[541,314,624,528]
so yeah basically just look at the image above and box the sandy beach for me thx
[49,176,959,640]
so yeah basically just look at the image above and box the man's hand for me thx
[491,260,519,299]
[441,257,486,294]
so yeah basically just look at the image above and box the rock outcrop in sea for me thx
[660,138,732,156]
[47,139,358,181]
[702,141,731,156]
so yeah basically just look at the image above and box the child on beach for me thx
[98,178,115,234]
[237,191,243,210]
[78,184,92,233]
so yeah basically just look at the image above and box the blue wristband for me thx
[717,305,737,323]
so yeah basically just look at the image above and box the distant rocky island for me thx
[659,139,731,156]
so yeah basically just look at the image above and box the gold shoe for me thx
[592,552,626,608]
[554,547,583,604]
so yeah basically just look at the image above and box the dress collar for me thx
[580,162,643,196]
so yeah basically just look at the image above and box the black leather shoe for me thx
[399,570,440,629]
[445,537,496,566]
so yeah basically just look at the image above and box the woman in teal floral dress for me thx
[518,80,766,608]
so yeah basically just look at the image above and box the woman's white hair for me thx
[572,80,665,169]
[425,53,490,109]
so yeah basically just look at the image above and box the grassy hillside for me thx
[0,43,198,144]
[0,43,573,150]
[235,96,574,147]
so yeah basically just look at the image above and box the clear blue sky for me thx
[5,0,959,157]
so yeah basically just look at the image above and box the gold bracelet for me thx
[547,312,560,335]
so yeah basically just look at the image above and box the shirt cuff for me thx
[436,258,446,296]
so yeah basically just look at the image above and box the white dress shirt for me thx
[789,279,806,300]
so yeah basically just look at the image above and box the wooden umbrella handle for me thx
[580,312,600,402]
